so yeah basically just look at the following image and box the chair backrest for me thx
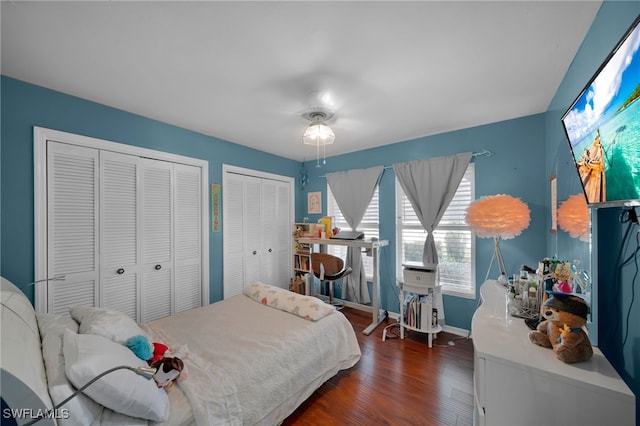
[310,253,345,278]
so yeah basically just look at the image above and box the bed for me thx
[0,277,361,425]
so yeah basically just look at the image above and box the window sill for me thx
[442,288,476,299]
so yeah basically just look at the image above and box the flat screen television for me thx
[561,16,640,208]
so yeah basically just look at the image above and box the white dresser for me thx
[472,280,635,426]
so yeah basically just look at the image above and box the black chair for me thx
[310,253,352,309]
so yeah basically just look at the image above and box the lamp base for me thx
[485,236,508,282]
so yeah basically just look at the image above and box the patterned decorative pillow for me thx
[244,282,336,321]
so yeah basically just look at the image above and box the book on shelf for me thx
[403,293,434,330]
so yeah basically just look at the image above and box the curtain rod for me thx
[317,149,492,177]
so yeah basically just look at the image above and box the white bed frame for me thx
[1,277,56,425]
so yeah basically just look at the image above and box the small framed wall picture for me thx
[308,191,321,214]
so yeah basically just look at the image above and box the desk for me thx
[298,237,388,335]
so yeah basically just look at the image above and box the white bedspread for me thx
[142,294,361,426]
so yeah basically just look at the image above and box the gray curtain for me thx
[393,152,472,266]
[326,165,384,304]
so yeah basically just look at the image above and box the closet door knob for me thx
[155,264,162,270]
[268,248,273,253]
[253,250,257,255]
[117,268,125,275]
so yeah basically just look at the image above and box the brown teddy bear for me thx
[528,292,593,363]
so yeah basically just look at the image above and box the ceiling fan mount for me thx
[301,107,334,123]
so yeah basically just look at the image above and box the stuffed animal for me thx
[151,342,169,363]
[150,356,185,389]
[528,292,593,363]
[124,335,154,361]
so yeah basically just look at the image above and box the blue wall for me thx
[0,76,300,303]
[1,76,549,331]
[296,114,548,329]
[545,2,640,423]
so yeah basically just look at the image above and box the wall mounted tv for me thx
[561,16,640,208]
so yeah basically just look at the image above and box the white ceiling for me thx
[1,1,601,162]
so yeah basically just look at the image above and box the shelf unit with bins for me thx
[399,264,442,348]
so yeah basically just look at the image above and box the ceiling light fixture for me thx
[302,110,335,168]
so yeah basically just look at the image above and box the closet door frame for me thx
[222,164,294,298]
[34,126,210,313]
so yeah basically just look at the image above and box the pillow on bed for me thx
[62,329,169,422]
[244,282,336,321]
[70,305,148,344]
[36,313,104,426]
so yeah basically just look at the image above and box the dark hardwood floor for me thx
[282,307,475,426]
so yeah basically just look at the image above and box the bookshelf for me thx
[290,223,323,294]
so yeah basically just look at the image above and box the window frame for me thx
[395,163,476,298]
[327,185,379,281]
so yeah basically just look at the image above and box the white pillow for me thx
[244,281,336,321]
[36,313,104,426]
[70,306,148,344]
[62,329,169,422]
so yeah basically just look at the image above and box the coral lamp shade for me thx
[466,194,531,240]
[557,194,590,241]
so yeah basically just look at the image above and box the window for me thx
[327,185,379,280]
[396,164,475,298]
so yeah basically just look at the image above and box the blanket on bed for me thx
[141,294,361,425]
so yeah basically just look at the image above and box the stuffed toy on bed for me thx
[150,356,185,389]
[124,335,185,388]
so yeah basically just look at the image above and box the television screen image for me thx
[562,16,640,207]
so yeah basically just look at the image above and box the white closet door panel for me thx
[141,268,172,322]
[274,181,291,287]
[224,255,245,298]
[140,159,174,321]
[244,177,262,252]
[276,183,291,249]
[174,164,201,262]
[141,160,173,264]
[224,176,245,255]
[175,262,201,312]
[244,177,263,286]
[48,142,99,275]
[245,252,262,285]
[47,142,99,313]
[223,174,246,298]
[102,274,137,320]
[100,152,138,267]
[50,276,97,315]
[259,180,278,285]
[99,151,140,317]
[261,181,278,252]
[174,164,202,309]
[223,167,293,297]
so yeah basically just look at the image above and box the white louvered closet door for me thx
[99,151,140,320]
[274,181,292,287]
[260,180,278,285]
[140,159,174,322]
[37,129,208,319]
[174,164,202,312]
[223,168,293,298]
[259,179,291,287]
[244,177,263,287]
[47,142,100,314]
[223,173,246,298]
